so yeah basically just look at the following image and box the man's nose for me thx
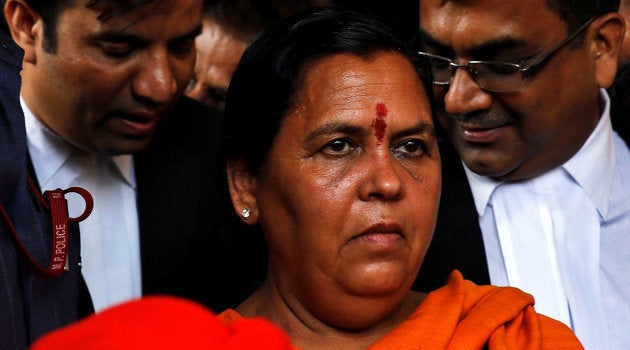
[132,50,178,105]
[443,67,493,116]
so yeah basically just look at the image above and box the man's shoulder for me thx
[0,30,24,70]
[0,30,23,109]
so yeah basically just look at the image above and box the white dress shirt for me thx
[23,98,142,312]
[466,90,630,350]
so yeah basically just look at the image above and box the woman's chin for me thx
[343,264,413,297]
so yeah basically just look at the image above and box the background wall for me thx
[333,0,419,41]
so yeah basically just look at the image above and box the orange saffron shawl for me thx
[219,271,583,350]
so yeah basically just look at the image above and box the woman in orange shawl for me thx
[220,7,582,350]
[31,8,582,350]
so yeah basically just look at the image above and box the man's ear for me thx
[590,12,625,88]
[226,156,259,224]
[4,0,44,64]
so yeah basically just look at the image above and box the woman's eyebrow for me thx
[392,121,436,141]
[304,123,365,143]
[304,120,436,143]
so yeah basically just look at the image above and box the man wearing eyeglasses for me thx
[413,0,630,348]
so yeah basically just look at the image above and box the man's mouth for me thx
[458,124,504,143]
[113,111,161,137]
[447,113,510,143]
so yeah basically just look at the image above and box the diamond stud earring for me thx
[241,208,251,220]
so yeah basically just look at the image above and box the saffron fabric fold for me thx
[219,271,583,350]
[369,271,582,349]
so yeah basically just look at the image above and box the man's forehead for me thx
[418,0,563,53]
[419,0,557,25]
[79,0,166,19]
[418,28,530,57]
[67,0,202,37]
[73,0,200,25]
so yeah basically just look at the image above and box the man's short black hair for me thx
[546,0,619,31]
[22,0,166,52]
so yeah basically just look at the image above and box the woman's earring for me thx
[241,208,251,220]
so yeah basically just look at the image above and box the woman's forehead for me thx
[296,52,423,106]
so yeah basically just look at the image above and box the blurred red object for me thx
[30,296,292,350]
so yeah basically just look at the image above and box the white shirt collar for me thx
[561,89,614,218]
[465,88,614,218]
[111,155,135,189]
[22,97,136,189]
[465,165,501,215]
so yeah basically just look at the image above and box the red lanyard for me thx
[0,178,93,278]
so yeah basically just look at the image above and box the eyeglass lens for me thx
[423,55,526,93]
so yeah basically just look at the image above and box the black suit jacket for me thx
[18,96,260,345]
[1,30,83,349]
[609,61,630,148]
[413,134,489,292]
[413,111,630,293]
[134,96,261,312]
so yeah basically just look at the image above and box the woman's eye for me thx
[393,140,426,157]
[322,139,354,155]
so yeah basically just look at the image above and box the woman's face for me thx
[229,51,440,328]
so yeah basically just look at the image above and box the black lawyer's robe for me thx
[134,96,262,313]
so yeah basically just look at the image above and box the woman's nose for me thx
[358,152,404,202]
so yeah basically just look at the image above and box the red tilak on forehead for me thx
[372,102,388,144]
[376,102,388,118]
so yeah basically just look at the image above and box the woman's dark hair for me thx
[224,7,433,174]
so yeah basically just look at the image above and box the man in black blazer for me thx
[414,0,630,348]
[3,0,258,345]
[1,25,87,350]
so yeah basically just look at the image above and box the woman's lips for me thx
[353,232,403,245]
[351,223,404,246]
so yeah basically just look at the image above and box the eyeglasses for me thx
[417,18,594,93]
